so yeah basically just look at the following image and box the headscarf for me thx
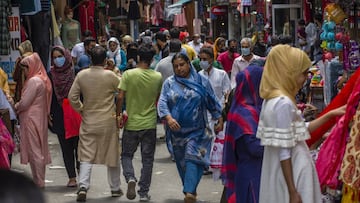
[50,46,75,103]
[213,37,226,60]
[18,40,33,56]
[107,37,121,59]
[222,64,264,194]
[13,40,34,102]
[260,44,311,105]
[20,53,52,114]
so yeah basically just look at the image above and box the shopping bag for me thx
[62,98,82,139]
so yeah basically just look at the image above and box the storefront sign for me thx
[0,7,21,81]
[211,6,227,16]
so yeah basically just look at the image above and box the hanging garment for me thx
[163,0,173,21]
[128,0,140,20]
[316,77,360,189]
[151,0,163,26]
[0,0,12,55]
[19,0,41,15]
[79,0,96,38]
[340,104,360,189]
[173,7,187,27]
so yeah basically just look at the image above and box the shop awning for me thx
[168,0,192,8]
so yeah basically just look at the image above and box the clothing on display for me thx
[79,0,96,38]
[0,0,12,55]
[128,0,140,20]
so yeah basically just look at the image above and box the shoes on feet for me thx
[76,187,87,202]
[139,193,151,202]
[126,180,136,200]
[111,189,124,197]
[67,178,77,187]
[184,193,196,203]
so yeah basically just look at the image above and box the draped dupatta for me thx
[222,65,263,198]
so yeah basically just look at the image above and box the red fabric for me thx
[62,98,81,139]
[0,119,14,169]
[303,0,312,23]
[316,75,360,189]
[307,68,360,146]
[79,0,96,38]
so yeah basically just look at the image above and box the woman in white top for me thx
[256,45,345,203]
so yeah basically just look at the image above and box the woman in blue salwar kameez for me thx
[158,53,223,203]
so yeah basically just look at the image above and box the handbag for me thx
[62,98,82,139]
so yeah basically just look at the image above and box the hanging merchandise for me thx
[325,3,347,25]
[349,40,360,70]
[0,0,12,55]
[173,4,187,27]
[79,0,96,38]
[151,0,163,26]
[128,0,141,20]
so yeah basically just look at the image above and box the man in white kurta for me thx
[68,46,122,201]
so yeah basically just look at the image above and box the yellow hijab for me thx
[259,44,311,105]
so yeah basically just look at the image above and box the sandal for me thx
[67,178,77,187]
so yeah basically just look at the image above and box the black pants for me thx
[57,134,79,179]
[26,11,51,69]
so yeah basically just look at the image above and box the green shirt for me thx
[119,68,162,131]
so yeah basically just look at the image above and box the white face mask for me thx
[196,38,202,44]
[199,61,210,70]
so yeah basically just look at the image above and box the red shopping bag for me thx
[62,98,82,139]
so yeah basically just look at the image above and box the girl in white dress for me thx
[256,45,345,203]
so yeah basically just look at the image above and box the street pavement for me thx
[11,124,223,203]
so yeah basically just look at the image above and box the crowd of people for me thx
[0,6,351,203]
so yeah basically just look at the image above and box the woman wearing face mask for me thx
[48,46,79,187]
[158,53,223,203]
[198,47,231,180]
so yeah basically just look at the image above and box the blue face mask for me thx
[241,47,251,56]
[54,56,66,67]
[199,60,210,70]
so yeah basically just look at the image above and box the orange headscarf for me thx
[213,37,226,60]
[20,53,52,114]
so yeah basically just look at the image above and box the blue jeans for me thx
[173,146,204,194]
[121,129,156,196]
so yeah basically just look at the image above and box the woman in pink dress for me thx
[15,53,52,188]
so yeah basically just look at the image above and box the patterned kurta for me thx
[68,66,121,167]
[158,72,222,166]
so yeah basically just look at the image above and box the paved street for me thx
[11,125,223,203]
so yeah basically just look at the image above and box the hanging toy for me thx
[325,3,347,24]
[349,40,360,70]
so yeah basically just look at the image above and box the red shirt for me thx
[217,51,240,73]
